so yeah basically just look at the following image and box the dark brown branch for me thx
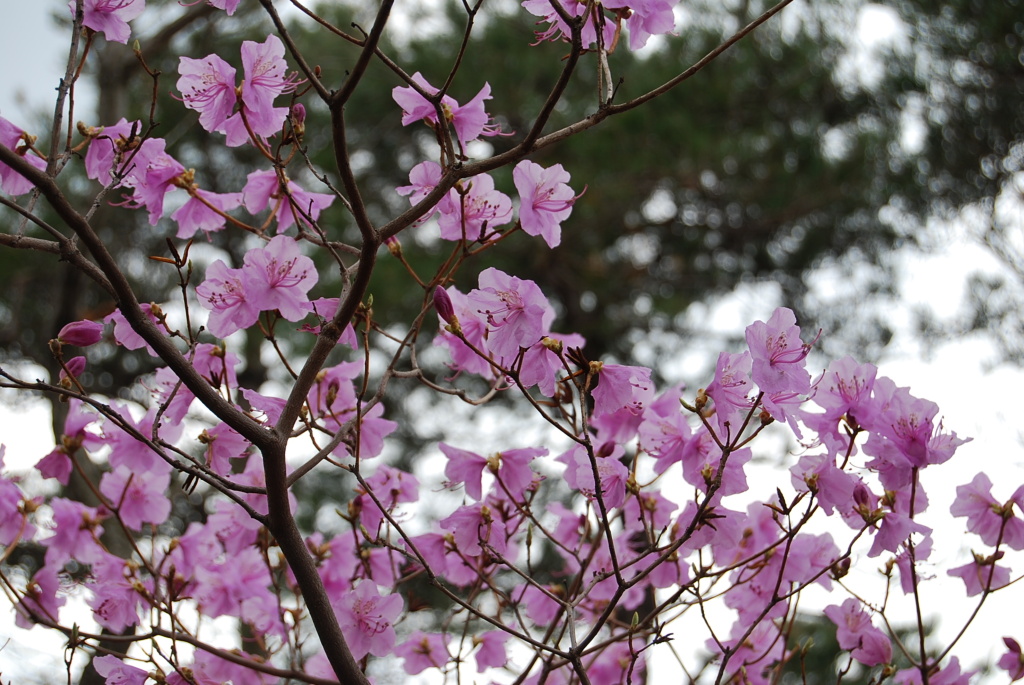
[331,0,395,107]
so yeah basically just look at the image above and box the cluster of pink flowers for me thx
[4,6,1023,685]
[522,0,679,51]
[397,159,579,247]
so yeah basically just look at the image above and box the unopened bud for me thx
[58,319,104,347]
[433,286,461,334]
[386,236,403,257]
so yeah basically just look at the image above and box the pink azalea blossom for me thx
[69,0,145,44]
[592,362,655,418]
[171,189,242,239]
[745,306,814,396]
[178,36,296,146]
[823,598,892,667]
[396,631,450,675]
[396,160,447,220]
[356,464,419,534]
[513,160,579,248]
[104,303,163,354]
[466,268,554,360]
[88,553,143,632]
[82,118,140,181]
[948,553,1011,596]
[200,422,251,475]
[197,235,317,337]
[518,332,585,397]
[0,117,48,196]
[176,52,238,133]
[951,472,1024,550]
[392,73,504,151]
[205,0,241,14]
[432,285,495,376]
[43,498,106,566]
[474,630,510,672]
[522,0,616,50]
[893,656,975,685]
[99,465,171,530]
[242,168,335,232]
[15,565,66,629]
[334,581,404,660]
[999,637,1024,681]
[241,235,318,320]
[439,502,507,557]
[437,173,513,242]
[558,443,629,509]
[93,655,149,685]
[196,260,258,338]
[119,137,186,225]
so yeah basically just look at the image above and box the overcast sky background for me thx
[1,2,1023,683]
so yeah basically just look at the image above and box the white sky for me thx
[1,1,1023,683]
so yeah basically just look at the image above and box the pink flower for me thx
[437,173,513,242]
[241,235,318,320]
[206,0,241,14]
[118,137,187,224]
[603,0,677,50]
[242,168,335,232]
[951,472,1024,550]
[99,465,171,530]
[396,160,446,219]
[432,285,495,376]
[518,332,585,397]
[83,118,140,181]
[439,503,507,557]
[745,306,814,396]
[69,0,145,44]
[474,630,510,672]
[396,631,450,675]
[334,581,404,660]
[196,260,259,338]
[893,657,975,685]
[178,36,296,146]
[392,73,504,151]
[171,189,242,239]
[356,464,419,534]
[466,268,554,360]
[558,443,629,509]
[88,554,143,632]
[823,598,892,667]
[43,498,106,566]
[948,553,1011,596]
[999,637,1024,681]
[513,160,579,248]
[15,565,66,630]
[522,0,616,50]
[442,443,542,501]
[237,36,296,135]
[104,303,163,354]
[201,422,251,475]
[592,363,655,417]
[0,117,48,196]
[93,655,149,685]
[177,53,238,133]
[197,235,318,337]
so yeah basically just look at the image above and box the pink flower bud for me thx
[433,286,459,332]
[58,320,104,347]
[60,356,87,381]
